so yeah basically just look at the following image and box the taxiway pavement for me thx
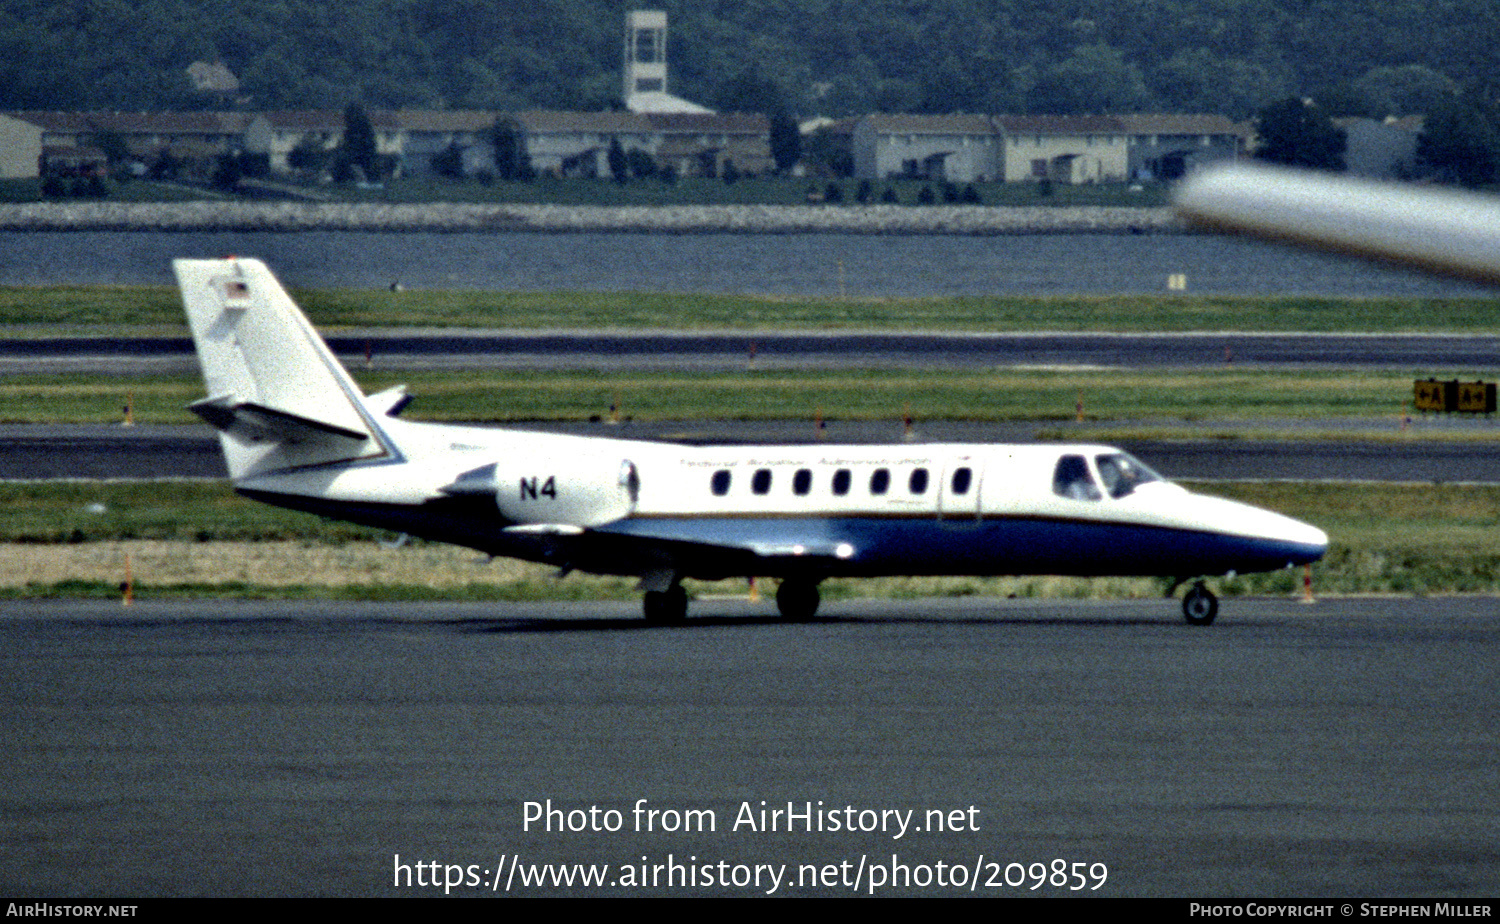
[4,422,1498,483]
[4,330,1500,374]
[2,596,1497,897]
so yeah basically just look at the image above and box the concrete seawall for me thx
[0,201,1184,234]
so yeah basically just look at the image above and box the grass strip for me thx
[0,481,1494,598]
[0,368,1466,425]
[2,285,1499,333]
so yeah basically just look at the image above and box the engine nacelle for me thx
[443,456,639,527]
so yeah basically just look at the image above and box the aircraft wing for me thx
[584,517,857,572]
[1174,162,1500,286]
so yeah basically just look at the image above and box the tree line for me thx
[3,0,1498,117]
[4,0,1499,183]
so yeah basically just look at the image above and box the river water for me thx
[0,230,1491,297]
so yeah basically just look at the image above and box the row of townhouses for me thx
[0,108,1424,186]
[850,113,1249,184]
[0,109,775,182]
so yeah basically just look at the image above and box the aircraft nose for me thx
[1191,494,1329,566]
[1233,499,1329,566]
[1280,516,1330,565]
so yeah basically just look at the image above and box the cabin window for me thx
[1052,454,1101,501]
[870,468,890,495]
[832,468,852,496]
[711,470,731,496]
[951,467,973,495]
[1095,452,1161,499]
[909,468,929,494]
[752,468,772,495]
[793,468,813,496]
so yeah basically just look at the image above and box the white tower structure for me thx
[624,11,668,100]
[623,10,713,114]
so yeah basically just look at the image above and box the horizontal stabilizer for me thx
[367,385,412,418]
[190,395,371,444]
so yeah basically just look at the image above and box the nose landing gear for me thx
[1181,581,1219,625]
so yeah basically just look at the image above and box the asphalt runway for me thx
[5,422,1500,483]
[5,331,1500,373]
[3,596,1497,897]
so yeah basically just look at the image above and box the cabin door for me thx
[939,456,983,522]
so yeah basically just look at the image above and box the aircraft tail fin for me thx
[174,257,392,479]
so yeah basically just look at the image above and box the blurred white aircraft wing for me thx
[1175,162,1500,287]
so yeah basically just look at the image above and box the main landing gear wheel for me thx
[1182,582,1219,626]
[776,579,821,621]
[643,585,688,624]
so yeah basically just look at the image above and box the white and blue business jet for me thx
[175,257,1327,625]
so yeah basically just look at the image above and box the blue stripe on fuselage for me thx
[237,488,1324,580]
[595,514,1324,578]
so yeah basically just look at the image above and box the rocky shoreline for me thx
[0,201,1185,234]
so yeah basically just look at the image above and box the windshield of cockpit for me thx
[1052,452,1163,501]
[1094,452,1162,498]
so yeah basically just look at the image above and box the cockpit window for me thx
[1094,452,1162,499]
[1052,454,1101,501]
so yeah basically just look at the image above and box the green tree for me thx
[626,147,657,180]
[607,137,628,184]
[432,143,465,179]
[1354,65,1459,118]
[1254,98,1346,171]
[88,130,129,167]
[1151,49,1287,119]
[491,117,534,181]
[803,126,852,178]
[1028,44,1153,114]
[339,103,378,182]
[1418,98,1500,186]
[287,137,332,176]
[769,110,801,174]
[211,153,243,191]
[712,68,785,114]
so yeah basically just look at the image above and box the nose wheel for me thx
[1181,582,1218,625]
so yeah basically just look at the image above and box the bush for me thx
[73,175,109,198]
[627,147,658,180]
